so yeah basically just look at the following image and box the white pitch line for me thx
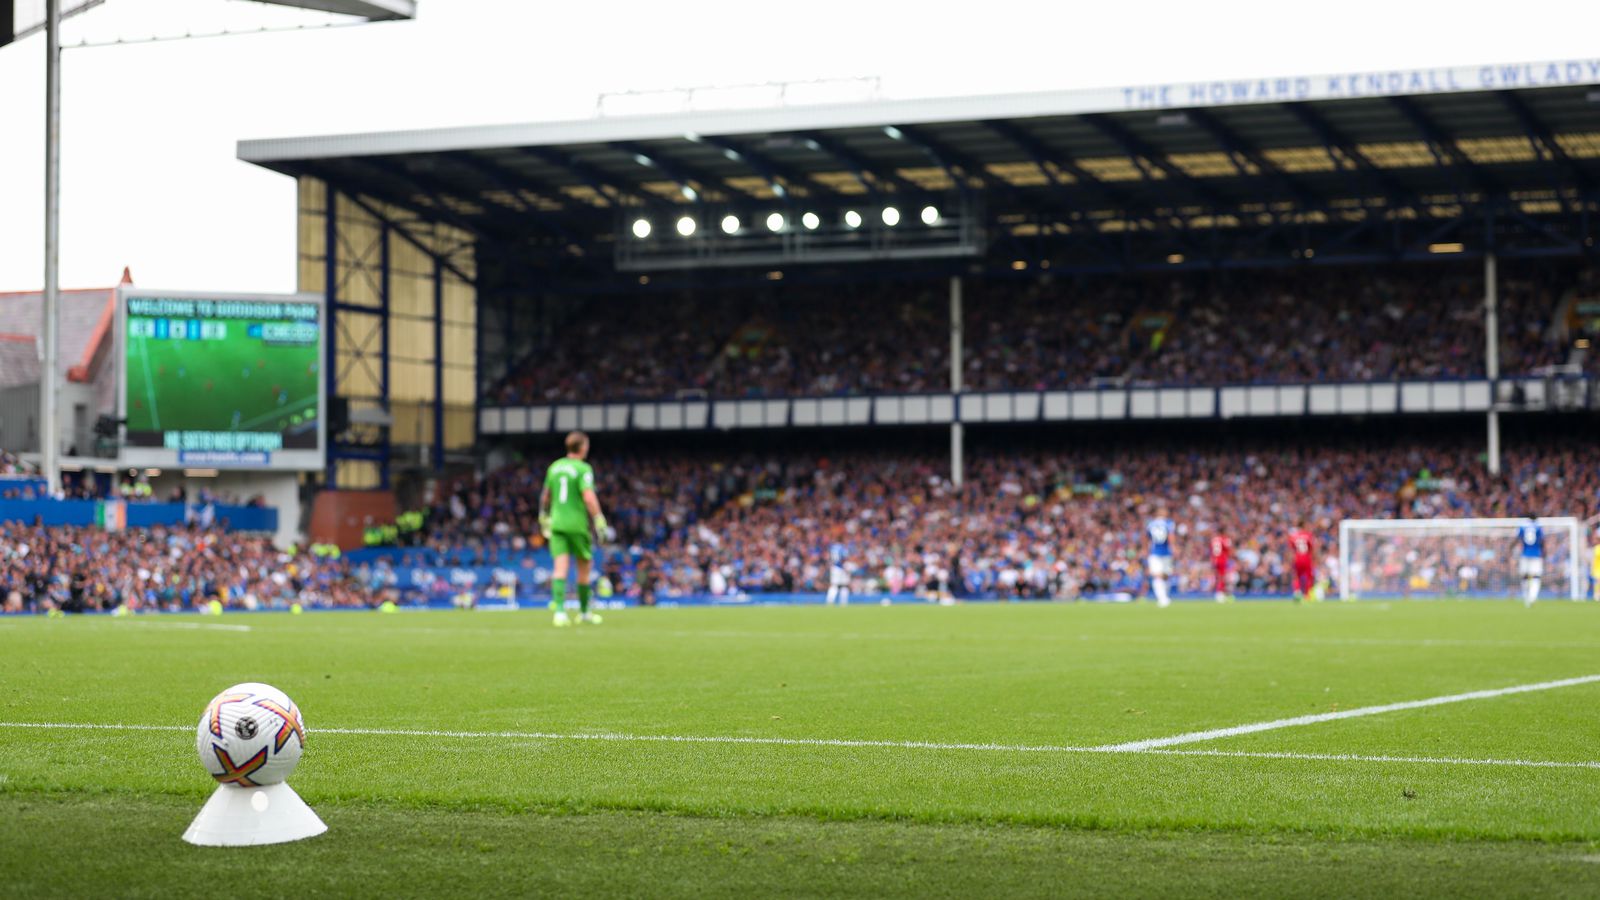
[86,620,253,633]
[3,721,1600,771]
[1145,747,1600,770]
[1095,673,1600,752]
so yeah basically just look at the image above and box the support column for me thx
[41,0,60,494]
[432,257,445,471]
[949,275,963,488]
[378,221,392,488]
[323,185,339,488]
[1485,252,1501,475]
[1487,408,1501,477]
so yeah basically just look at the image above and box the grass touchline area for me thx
[7,601,1600,895]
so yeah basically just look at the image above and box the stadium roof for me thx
[0,335,40,390]
[0,272,127,386]
[239,58,1600,274]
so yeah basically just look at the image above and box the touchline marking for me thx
[2,721,1600,771]
[86,621,252,633]
[1095,673,1600,752]
[1145,748,1600,770]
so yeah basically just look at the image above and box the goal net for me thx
[1338,517,1587,601]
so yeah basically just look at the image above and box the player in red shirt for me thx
[1289,526,1316,601]
[1209,533,1233,603]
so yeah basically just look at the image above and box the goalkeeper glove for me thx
[593,514,608,538]
[538,514,552,540]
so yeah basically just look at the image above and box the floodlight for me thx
[631,219,652,239]
[766,213,785,232]
[844,210,862,229]
[721,215,740,235]
[676,217,696,237]
[802,212,820,230]
[920,206,939,226]
[881,206,900,227]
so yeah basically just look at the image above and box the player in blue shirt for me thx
[1516,517,1543,607]
[1147,510,1176,608]
[826,542,851,606]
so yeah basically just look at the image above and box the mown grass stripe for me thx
[1095,674,1600,751]
[4,721,1599,770]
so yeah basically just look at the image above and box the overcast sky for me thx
[2,0,1599,294]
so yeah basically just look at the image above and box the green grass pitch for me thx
[124,325,318,435]
[4,601,1600,897]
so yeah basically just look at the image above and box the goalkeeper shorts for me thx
[548,529,593,562]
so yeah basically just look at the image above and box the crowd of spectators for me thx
[0,451,34,476]
[421,431,1600,600]
[0,522,383,614]
[0,463,266,506]
[496,264,1594,404]
[6,425,1596,611]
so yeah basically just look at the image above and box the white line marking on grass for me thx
[86,620,252,633]
[4,721,1600,771]
[1146,748,1600,770]
[1095,674,1600,752]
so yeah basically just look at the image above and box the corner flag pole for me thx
[42,0,61,494]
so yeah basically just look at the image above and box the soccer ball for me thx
[194,682,306,788]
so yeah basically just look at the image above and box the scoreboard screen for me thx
[119,289,325,470]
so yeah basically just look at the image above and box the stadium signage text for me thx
[1121,58,1600,110]
[127,297,318,321]
[166,430,283,452]
[178,451,273,466]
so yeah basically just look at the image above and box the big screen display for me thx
[120,289,325,469]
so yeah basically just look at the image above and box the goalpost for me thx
[1338,517,1587,601]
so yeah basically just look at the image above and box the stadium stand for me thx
[494,263,1593,404]
[416,422,1600,601]
[0,449,34,475]
[0,522,381,614]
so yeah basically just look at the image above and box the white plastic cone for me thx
[183,782,327,847]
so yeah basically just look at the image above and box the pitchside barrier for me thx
[0,498,278,533]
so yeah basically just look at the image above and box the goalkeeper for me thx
[539,431,609,627]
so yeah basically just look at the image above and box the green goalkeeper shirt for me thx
[544,457,595,534]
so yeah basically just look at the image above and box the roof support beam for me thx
[444,152,563,209]
[1184,108,1323,208]
[697,135,818,199]
[1080,113,1229,210]
[1387,95,1499,202]
[980,118,1144,212]
[796,131,928,197]
[612,140,724,201]
[308,167,588,291]
[515,146,641,207]
[1499,90,1591,210]
[1283,102,1413,208]
[887,125,968,190]
[985,119,1206,258]
[319,177,474,285]
[965,119,1125,258]
[360,157,506,240]
[439,153,588,246]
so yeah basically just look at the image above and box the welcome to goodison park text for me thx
[126,298,318,321]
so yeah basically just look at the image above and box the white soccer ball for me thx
[195,682,306,788]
